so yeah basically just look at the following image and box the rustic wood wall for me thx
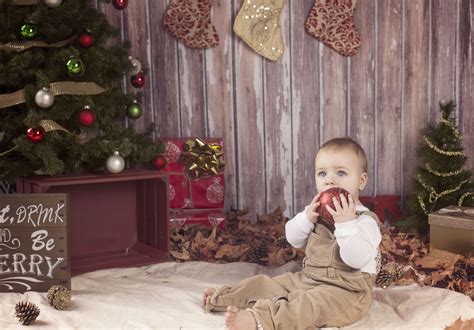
[96,0,473,217]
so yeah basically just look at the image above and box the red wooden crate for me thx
[16,169,170,275]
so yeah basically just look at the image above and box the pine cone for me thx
[375,262,405,288]
[248,241,269,265]
[47,285,72,310]
[15,301,40,325]
[452,268,468,281]
[276,236,290,248]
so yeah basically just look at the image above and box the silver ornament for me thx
[106,151,125,174]
[35,87,55,108]
[128,56,142,75]
[44,0,63,8]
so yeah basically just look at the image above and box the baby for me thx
[203,137,382,329]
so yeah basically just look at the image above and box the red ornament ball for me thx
[78,31,94,48]
[79,108,96,126]
[112,0,128,10]
[153,155,167,170]
[26,127,45,143]
[317,187,351,225]
[130,72,145,88]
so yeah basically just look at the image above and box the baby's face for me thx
[314,148,367,200]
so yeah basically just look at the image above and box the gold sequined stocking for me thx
[234,0,286,61]
[164,0,219,49]
[305,0,361,57]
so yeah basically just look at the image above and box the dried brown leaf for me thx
[170,249,191,261]
[445,317,474,330]
[215,244,250,259]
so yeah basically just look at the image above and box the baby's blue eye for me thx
[337,170,347,176]
[317,171,326,177]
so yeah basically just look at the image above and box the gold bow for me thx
[179,138,225,179]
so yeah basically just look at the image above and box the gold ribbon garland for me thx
[417,195,428,215]
[0,81,107,109]
[458,192,474,206]
[425,163,463,177]
[0,35,77,52]
[440,118,462,140]
[416,174,470,203]
[179,138,225,179]
[423,135,464,156]
[0,119,69,157]
[39,119,69,133]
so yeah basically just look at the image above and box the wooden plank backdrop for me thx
[98,0,474,217]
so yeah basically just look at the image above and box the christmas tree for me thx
[0,0,162,183]
[398,101,474,234]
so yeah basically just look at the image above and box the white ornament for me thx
[169,184,176,202]
[128,56,142,75]
[164,141,181,163]
[44,0,63,8]
[206,177,224,204]
[106,151,125,174]
[35,87,54,108]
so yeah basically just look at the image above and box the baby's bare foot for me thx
[202,288,216,307]
[224,305,257,330]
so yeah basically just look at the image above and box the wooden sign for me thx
[0,193,69,292]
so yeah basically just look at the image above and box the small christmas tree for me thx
[0,0,162,183]
[398,101,474,234]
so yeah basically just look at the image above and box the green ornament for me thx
[66,57,84,76]
[126,101,142,119]
[20,23,38,39]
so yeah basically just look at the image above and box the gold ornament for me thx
[417,194,428,214]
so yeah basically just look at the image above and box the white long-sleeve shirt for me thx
[285,204,382,274]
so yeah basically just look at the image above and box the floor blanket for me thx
[0,261,473,329]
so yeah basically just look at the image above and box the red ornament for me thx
[112,0,128,10]
[78,31,94,48]
[153,155,167,170]
[317,187,351,225]
[79,107,96,126]
[26,127,45,143]
[131,71,145,88]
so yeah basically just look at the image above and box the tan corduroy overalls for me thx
[206,211,380,330]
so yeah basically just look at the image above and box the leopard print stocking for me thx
[164,0,219,49]
[305,0,361,57]
[233,0,286,61]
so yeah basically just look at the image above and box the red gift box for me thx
[170,208,225,228]
[162,138,225,209]
[359,195,402,224]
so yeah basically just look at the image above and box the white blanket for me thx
[0,261,473,329]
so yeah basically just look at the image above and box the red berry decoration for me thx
[26,127,45,143]
[317,187,351,225]
[112,0,128,10]
[79,107,96,126]
[78,31,94,48]
[153,155,167,170]
[130,71,145,88]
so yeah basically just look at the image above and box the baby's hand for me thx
[325,193,356,223]
[305,192,321,223]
